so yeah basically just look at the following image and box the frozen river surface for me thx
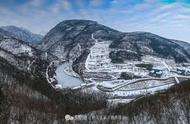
[55,63,83,88]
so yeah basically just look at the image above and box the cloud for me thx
[51,0,72,13]
[30,0,44,7]
[62,0,72,10]
[175,14,190,20]
[151,12,172,22]
[91,0,103,6]
[151,3,177,17]
[179,7,190,13]
[111,0,117,4]
[0,0,190,41]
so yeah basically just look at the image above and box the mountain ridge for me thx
[40,20,190,76]
[1,26,43,44]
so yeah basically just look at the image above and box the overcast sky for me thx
[0,0,190,42]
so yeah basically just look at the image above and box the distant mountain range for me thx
[1,26,43,43]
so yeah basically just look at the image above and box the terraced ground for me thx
[79,34,190,104]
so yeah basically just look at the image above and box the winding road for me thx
[98,76,190,92]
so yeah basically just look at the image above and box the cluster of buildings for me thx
[86,41,111,71]
[83,38,190,104]
[85,39,190,80]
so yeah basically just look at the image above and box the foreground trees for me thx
[109,80,190,124]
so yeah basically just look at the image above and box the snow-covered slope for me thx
[172,39,190,51]
[41,20,190,76]
[0,29,58,79]
[0,38,34,57]
[1,26,43,44]
[41,20,121,61]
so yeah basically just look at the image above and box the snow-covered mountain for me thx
[41,20,121,60]
[0,28,59,80]
[41,20,190,62]
[41,20,190,76]
[1,20,190,123]
[172,39,190,51]
[1,26,43,44]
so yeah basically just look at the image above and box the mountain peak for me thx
[58,19,98,25]
[41,20,190,63]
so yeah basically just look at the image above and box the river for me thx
[55,63,83,88]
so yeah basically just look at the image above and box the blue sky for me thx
[0,0,190,42]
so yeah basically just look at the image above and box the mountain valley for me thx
[1,20,190,123]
